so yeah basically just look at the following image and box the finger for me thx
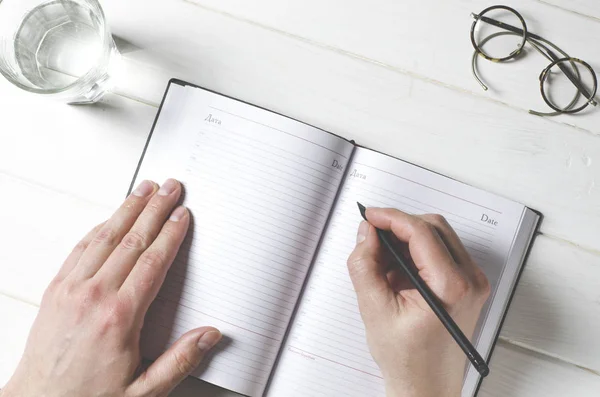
[418,214,472,266]
[418,214,490,294]
[365,208,458,275]
[365,208,466,303]
[347,221,397,325]
[120,206,190,315]
[69,180,158,281]
[54,221,106,282]
[96,179,183,289]
[127,327,222,397]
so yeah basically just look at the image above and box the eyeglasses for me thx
[470,5,598,116]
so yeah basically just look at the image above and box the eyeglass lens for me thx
[473,8,525,60]
[543,59,597,113]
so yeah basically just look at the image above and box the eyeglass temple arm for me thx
[473,13,596,105]
[471,14,545,41]
[544,49,595,104]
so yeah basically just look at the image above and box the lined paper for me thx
[267,148,527,397]
[135,83,354,397]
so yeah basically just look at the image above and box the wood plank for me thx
[174,0,600,132]
[501,234,600,372]
[539,0,600,20]
[0,173,111,305]
[0,294,239,395]
[480,341,600,397]
[0,295,36,387]
[0,80,156,209]
[104,0,600,250]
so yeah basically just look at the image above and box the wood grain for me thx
[480,341,600,397]
[102,0,600,251]
[0,80,155,209]
[178,0,600,132]
[538,0,600,20]
[0,173,111,305]
[0,296,36,387]
[501,234,600,372]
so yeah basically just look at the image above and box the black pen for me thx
[357,202,490,378]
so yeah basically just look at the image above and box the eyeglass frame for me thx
[470,4,598,116]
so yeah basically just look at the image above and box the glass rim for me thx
[470,5,528,62]
[540,57,599,114]
[0,0,111,96]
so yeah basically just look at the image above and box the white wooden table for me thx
[1,1,600,395]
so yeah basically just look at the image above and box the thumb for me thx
[128,327,222,397]
[347,221,397,324]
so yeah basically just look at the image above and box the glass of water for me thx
[0,0,120,104]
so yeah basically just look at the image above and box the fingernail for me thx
[357,221,369,244]
[170,206,187,222]
[132,180,155,197]
[197,330,222,352]
[158,179,179,196]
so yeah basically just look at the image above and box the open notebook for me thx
[130,79,540,397]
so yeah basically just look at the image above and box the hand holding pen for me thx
[348,205,491,397]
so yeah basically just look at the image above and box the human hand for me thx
[347,208,491,397]
[1,179,221,397]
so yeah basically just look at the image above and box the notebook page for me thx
[133,83,355,397]
[267,147,527,397]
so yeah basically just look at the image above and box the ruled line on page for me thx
[196,130,341,187]
[184,223,314,263]
[208,106,349,158]
[199,121,346,176]
[184,161,330,219]
[183,174,323,230]
[348,182,495,235]
[171,258,299,303]
[148,303,282,352]
[178,239,306,281]
[346,186,494,245]
[146,320,272,384]
[191,138,339,197]
[288,346,382,379]
[267,144,520,396]
[150,297,283,342]
[329,208,490,261]
[187,160,332,214]
[273,358,383,396]
[161,281,291,325]
[137,85,355,396]
[353,162,503,214]
[203,124,345,179]
[182,196,320,241]
[172,254,303,291]
[352,181,497,233]
[179,233,309,275]
[168,266,297,309]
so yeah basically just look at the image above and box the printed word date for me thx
[350,169,367,180]
[332,159,344,171]
[481,214,498,226]
[204,114,222,125]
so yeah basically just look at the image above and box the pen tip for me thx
[357,202,367,221]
